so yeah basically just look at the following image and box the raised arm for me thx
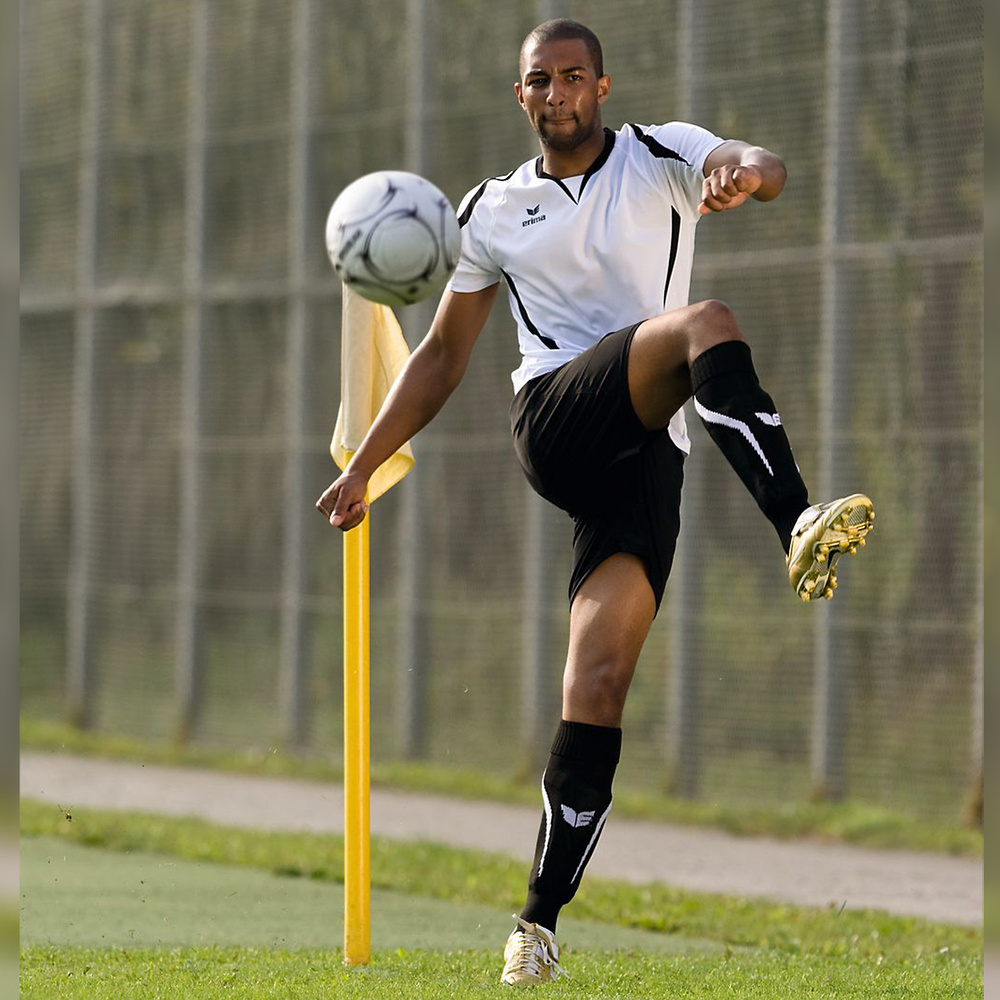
[316,282,500,531]
[698,139,787,216]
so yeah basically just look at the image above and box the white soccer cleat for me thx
[500,916,567,986]
[787,494,874,602]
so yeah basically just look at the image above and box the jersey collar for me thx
[534,127,616,204]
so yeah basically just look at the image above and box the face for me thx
[515,37,610,152]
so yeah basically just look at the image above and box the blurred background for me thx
[19,0,982,832]
[4,0,20,982]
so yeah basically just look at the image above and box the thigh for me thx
[627,303,705,431]
[568,430,685,614]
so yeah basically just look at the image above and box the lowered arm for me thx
[316,283,500,530]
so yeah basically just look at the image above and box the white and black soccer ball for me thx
[325,170,461,308]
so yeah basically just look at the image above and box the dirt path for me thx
[20,751,982,926]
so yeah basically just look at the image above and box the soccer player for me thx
[317,18,873,986]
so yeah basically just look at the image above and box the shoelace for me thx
[506,918,567,980]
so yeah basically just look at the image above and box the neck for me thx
[539,124,607,178]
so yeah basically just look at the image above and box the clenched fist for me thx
[698,163,763,216]
[316,470,370,531]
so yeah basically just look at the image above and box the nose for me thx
[546,82,565,106]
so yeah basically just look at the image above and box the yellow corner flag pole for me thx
[330,286,414,967]
[343,475,371,966]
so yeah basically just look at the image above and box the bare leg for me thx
[517,553,654,936]
[628,298,809,551]
[562,552,656,726]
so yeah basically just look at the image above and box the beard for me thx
[535,113,598,152]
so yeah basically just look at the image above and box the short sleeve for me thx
[647,121,726,175]
[630,121,726,220]
[446,183,502,293]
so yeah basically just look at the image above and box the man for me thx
[317,18,873,986]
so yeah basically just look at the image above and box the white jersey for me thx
[448,121,725,454]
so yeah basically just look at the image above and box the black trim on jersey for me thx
[458,168,517,228]
[533,162,577,204]
[662,207,681,306]
[629,124,690,165]
[535,128,617,204]
[578,128,617,196]
[500,268,559,350]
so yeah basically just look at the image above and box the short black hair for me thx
[520,19,604,78]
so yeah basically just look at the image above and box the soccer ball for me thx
[325,170,461,308]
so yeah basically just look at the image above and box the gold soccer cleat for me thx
[500,916,567,986]
[787,494,874,603]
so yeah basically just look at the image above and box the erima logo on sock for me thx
[756,412,782,426]
[560,804,596,828]
[523,205,547,227]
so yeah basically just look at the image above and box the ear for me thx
[514,80,526,112]
[597,74,611,105]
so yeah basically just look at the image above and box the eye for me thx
[567,74,583,82]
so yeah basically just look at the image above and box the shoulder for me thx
[456,159,534,230]
[620,122,692,164]
[620,121,725,174]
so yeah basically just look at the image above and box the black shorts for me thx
[509,323,685,613]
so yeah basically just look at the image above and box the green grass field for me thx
[19,801,983,998]
[21,837,710,955]
[20,946,982,999]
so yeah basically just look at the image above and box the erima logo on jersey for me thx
[523,205,547,227]
[560,804,596,829]
[756,412,782,426]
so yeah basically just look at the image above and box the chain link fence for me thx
[20,0,982,825]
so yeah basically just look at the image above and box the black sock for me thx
[520,720,622,933]
[691,341,809,552]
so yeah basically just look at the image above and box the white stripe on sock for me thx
[694,398,774,476]
[570,800,613,884]
[536,769,554,877]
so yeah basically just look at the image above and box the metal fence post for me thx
[972,453,983,793]
[2,0,18,780]
[811,0,858,800]
[972,242,984,808]
[397,0,434,759]
[965,0,983,795]
[279,0,317,751]
[664,0,702,798]
[1,316,13,783]
[518,0,568,773]
[174,0,209,745]
[520,494,563,771]
[66,0,106,729]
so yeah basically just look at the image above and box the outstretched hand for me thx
[316,471,370,531]
[698,163,763,216]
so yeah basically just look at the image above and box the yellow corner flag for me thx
[331,286,414,968]
[330,285,414,495]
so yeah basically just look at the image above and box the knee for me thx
[565,658,632,716]
[683,299,744,361]
[690,299,741,338]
